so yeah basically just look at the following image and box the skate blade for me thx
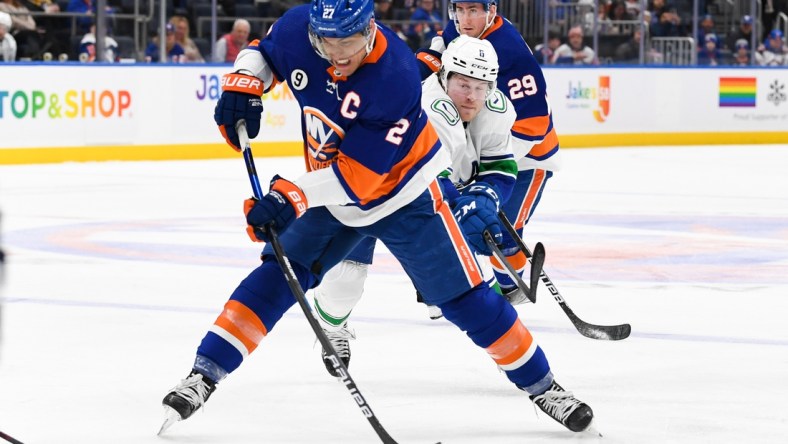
[582,419,603,437]
[157,405,182,436]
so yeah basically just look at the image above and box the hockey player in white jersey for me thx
[313,34,517,373]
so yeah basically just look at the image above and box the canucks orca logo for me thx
[304,106,345,171]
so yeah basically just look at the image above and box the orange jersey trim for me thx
[512,114,551,138]
[335,121,440,205]
[528,127,559,158]
[486,319,533,366]
[213,300,268,355]
[480,16,504,40]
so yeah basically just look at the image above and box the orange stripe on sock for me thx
[214,300,268,354]
[490,250,527,272]
[486,320,533,366]
[516,169,546,229]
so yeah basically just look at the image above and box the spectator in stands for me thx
[0,0,43,59]
[144,23,185,63]
[374,0,394,20]
[575,0,603,34]
[533,28,562,65]
[408,0,443,47]
[624,0,641,16]
[601,0,635,35]
[614,27,663,64]
[0,11,16,61]
[0,0,34,31]
[21,0,67,56]
[78,21,118,62]
[729,38,750,66]
[66,0,94,35]
[696,14,714,49]
[648,0,682,37]
[213,18,249,63]
[169,15,204,63]
[697,33,722,66]
[755,29,787,66]
[551,25,597,65]
[761,0,788,42]
[614,27,642,63]
[726,15,754,51]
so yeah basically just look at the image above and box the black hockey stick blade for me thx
[529,242,546,301]
[484,232,535,303]
[559,301,632,341]
[497,211,631,341]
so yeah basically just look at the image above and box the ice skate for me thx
[528,380,594,433]
[321,324,356,377]
[158,371,216,435]
[502,285,531,306]
[426,304,444,320]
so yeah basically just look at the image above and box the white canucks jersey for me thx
[421,74,517,197]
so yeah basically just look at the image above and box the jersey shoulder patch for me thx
[430,98,461,126]
[485,90,508,113]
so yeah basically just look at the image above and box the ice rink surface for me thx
[1,145,787,443]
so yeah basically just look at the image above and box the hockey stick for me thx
[0,431,24,444]
[484,232,544,304]
[237,122,400,444]
[498,211,631,341]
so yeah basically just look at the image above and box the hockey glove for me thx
[244,176,308,242]
[452,183,503,256]
[214,72,264,152]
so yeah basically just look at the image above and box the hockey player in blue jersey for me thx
[159,0,593,436]
[418,0,563,307]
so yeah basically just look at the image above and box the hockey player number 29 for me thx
[385,118,410,145]
[508,75,537,99]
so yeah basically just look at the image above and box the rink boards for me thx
[1,63,787,164]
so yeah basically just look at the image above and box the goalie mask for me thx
[309,0,377,61]
[439,35,499,99]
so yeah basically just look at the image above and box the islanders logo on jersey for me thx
[304,106,345,171]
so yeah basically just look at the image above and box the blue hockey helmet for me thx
[450,0,496,9]
[309,0,375,39]
[309,0,377,61]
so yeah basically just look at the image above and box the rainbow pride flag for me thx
[719,77,757,107]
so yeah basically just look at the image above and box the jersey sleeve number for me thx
[508,75,538,99]
[386,119,410,145]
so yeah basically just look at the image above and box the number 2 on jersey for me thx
[385,118,410,145]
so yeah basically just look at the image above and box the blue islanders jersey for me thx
[254,5,449,226]
[442,18,560,170]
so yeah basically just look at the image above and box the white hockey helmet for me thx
[439,35,499,97]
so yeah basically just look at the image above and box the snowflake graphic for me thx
[767,80,786,106]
